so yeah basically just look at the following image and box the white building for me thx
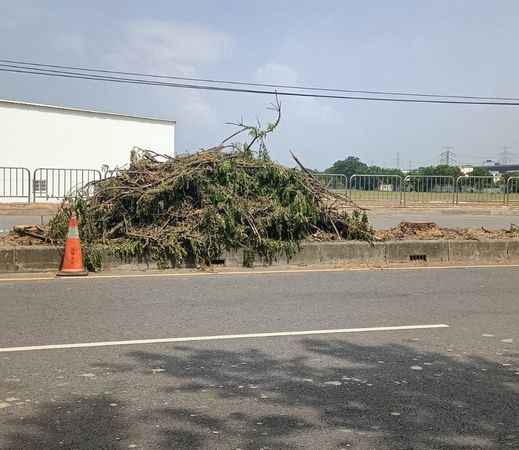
[459,165,474,176]
[0,98,175,170]
[0,98,175,201]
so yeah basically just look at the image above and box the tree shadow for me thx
[2,339,518,449]
[126,339,519,449]
[1,394,128,449]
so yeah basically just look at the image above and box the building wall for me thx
[0,100,175,172]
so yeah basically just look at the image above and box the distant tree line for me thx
[319,156,519,192]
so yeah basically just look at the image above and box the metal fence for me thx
[313,173,348,190]
[456,176,505,204]
[0,167,31,202]
[1,167,519,206]
[33,168,102,201]
[403,175,455,205]
[506,176,519,205]
[349,174,403,203]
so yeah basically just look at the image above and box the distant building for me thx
[0,98,175,173]
[477,163,519,174]
[459,165,474,176]
[0,98,175,202]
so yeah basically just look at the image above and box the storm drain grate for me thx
[210,259,226,266]
[410,254,427,262]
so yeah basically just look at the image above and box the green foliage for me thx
[325,156,369,178]
[46,149,373,270]
[411,164,462,178]
[324,156,405,179]
[81,243,103,272]
[470,167,492,177]
[366,166,405,179]
[502,171,519,182]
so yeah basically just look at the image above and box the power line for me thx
[2,63,519,106]
[2,58,519,102]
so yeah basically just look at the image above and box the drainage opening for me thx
[210,258,226,266]
[410,254,427,262]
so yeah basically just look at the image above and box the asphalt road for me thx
[0,267,518,449]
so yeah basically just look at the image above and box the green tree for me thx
[325,156,369,178]
[471,167,492,177]
[407,165,461,192]
[469,167,495,188]
[367,165,405,179]
[502,171,519,181]
[413,164,461,178]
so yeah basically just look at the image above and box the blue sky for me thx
[1,0,519,170]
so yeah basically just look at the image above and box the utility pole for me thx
[395,152,401,169]
[440,146,456,166]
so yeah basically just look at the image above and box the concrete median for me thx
[1,239,518,273]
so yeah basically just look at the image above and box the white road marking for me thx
[0,324,449,353]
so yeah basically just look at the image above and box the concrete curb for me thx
[1,239,518,273]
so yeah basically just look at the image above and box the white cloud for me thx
[256,62,299,85]
[107,19,232,75]
[255,62,338,123]
[101,19,234,132]
[51,32,87,56]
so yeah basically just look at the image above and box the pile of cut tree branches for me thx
[44,101,373,270]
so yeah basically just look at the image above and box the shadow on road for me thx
[2,393,126,449]
[2,339,517,449]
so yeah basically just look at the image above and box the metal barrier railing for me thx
[403,175,455,205]
[313,173,348,190]
[506,176,519,205]
[456,176,505,204]
[0,167,517,206]
[33,168,102,201]
[349,174,403,204]
[0,167,31,202]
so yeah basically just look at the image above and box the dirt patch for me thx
[3,221,519,248]
[0,225,50,246]
[375,221,519,241]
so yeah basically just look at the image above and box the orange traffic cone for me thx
[57,215,88,277]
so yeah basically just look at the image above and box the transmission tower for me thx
[439,146,457,165]
[497,146,515,164]
[395,152,401,169]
